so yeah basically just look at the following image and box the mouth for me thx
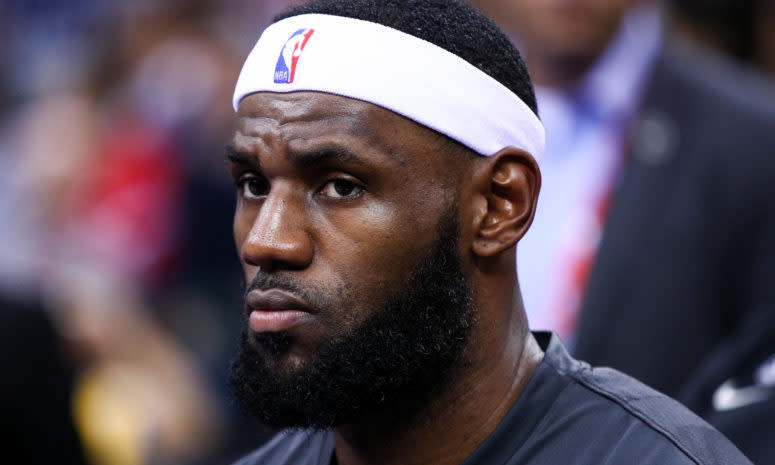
[245,289,314,333]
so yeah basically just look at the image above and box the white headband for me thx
[233,13,544,160]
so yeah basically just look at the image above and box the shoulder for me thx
[572,366,750,464]
[652,39,775,127]
[533,334,752,465]
[645,39,775,166]
[643,41,775,219]
[232,430,333,465]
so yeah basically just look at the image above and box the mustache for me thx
[243,271,334,310]
[245,272,306,298]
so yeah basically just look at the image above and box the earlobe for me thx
[472,148,540,258]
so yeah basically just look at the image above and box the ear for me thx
[471,147,541,258]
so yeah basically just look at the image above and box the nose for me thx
[240,186,314,272]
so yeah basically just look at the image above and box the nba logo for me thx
[274,28,315,84]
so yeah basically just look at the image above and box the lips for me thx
[245,289,313,333]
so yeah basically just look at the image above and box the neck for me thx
[332,285,543,465]
[524,52,594,89]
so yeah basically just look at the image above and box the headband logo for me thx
[274,28,315,84]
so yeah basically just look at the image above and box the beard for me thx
[228,210,476,430]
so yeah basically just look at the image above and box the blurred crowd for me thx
[0,1,304,464]
[0,0,774,465]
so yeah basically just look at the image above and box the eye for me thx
[319,178,364,199]
[237,174,269,199]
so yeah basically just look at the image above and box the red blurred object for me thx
[71,114,182,287]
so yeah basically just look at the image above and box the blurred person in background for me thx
[1,87,224,465]
[472,0,775,462]
[0,0,310,463]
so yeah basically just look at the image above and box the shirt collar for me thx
[460,332,582,465]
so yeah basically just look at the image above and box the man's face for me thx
[226,92,476,427]
[484,0,634,73]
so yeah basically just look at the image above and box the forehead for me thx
[234,91,442,163]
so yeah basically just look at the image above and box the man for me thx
[473,0,775,461]
[224,1,751,464]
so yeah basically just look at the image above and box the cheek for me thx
[313,201,435,297]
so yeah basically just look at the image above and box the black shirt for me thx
[233,332,752,465]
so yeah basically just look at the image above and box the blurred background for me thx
[0,0,773,464]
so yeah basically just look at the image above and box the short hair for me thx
[273,0,538,116]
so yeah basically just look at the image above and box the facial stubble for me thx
[228,208,476,429]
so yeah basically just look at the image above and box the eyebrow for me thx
[224,144,369,170]
[289,146,368,168]
[225,145,256,167]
